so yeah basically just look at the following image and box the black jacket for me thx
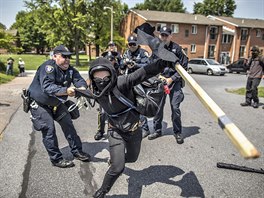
[85,58,167,132]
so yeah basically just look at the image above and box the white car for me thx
[188,58,227,76]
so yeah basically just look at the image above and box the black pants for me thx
[97,105,107,133]
[245,77,262,103]
[99,127,142,193]
[153,82,184,134]
[30,103,83,163]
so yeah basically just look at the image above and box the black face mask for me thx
[252,51,258,58]
[94,76,111,91]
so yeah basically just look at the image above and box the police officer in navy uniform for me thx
[28,45,91,168]
[121,35,151,138]
[148,26,188,144]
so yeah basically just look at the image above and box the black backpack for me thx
[113,77,165,118]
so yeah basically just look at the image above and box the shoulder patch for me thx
[144,51,149,57]
[45,65,54,74]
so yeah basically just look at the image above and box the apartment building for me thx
[121,9,264,63]
[208,16,264,63]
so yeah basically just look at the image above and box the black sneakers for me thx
[73,151,91,162]
[240,102,251,106]
[174,133,184,144]
[142,129,150,138]
[52,159,74,168]
[94,131,104,141]
[148,131,162,140]
[252,102,259,108]
[93,188,107,198]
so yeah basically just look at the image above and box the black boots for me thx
[148,131,162,140]
[94,131,105,141]
[240,102,251,106]
[174,133,184,144]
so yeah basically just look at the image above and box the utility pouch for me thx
[65,100,80,120]
[21,88,31,113]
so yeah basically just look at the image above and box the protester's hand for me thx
[166,78,173,86]
[67,87,75,97]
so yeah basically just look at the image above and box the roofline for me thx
[130,9,147,21]
[208,15,238,27]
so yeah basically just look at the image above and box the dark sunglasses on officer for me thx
[128,42,137,47]
[93,76,111,83]
[60,54,71,59]
[160,33,169,37]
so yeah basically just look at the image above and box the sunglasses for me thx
[160,34,169,37]
[61,54,71,59]
[93,76,111,83]
[128,43,137,47]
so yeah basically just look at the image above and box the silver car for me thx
[188,58,227,76]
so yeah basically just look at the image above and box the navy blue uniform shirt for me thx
[29,59,87,106]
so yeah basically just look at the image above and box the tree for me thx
[134,0,186,13]
[193,0,236,16]
[0,22,7,30]
[0,30,21,53]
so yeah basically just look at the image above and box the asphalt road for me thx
[1,73,264,198]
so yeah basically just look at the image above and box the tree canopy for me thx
[0,22,7,30]
[134,0,186,13]
[193,0,236,16]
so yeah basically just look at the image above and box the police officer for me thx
[148,26,188,144]
[75,57,173,198]
[28,45,91,168]
[240,45,264,108]
[121,35,151,138]
[94,41,122,141]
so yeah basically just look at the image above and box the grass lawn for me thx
[0,54,93,72]
[0,73,15,84]
[226,87,264,97]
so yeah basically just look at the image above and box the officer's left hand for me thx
[67,87,76,97]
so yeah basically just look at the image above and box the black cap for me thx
[53,45,72,55]
[127,35,137,43]
[160,26,172,35]
[108,41,115,46]
[251,45,260,52]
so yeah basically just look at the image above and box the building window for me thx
[185,29,189,37]
[256,29,261,37]
[241,29,248,41]
[208,45,215,58]
[191,44,196,53]
[171,24,179,33]
[210,26,218,40]
[191,25,197,34]
[222,34,232,43]
[239,46,246,58]
[156,23,166,32]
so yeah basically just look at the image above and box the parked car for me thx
[226,58,247,73]
[188,58,227,76]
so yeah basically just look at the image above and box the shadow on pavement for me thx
[108,165,204,198]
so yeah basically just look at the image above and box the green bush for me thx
[0,61,6,72]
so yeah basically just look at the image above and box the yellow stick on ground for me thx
[175,63,260,159]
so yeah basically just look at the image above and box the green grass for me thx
[0,54,94,72]
[226,87,264,98]
[0,73,15,84]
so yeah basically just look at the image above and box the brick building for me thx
[120,9,264,63]
[208,16,264,63]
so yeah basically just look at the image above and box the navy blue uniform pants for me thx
[245,77,262,103]
[153,82,184,134]
[99,127,142,193]
[30,104,83,163]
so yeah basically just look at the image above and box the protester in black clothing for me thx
[94,42,122,141]
[76,57,174,198]
[240,46,264,108]
[148,26,188,144]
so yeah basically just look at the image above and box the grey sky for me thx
[0,0,263,29]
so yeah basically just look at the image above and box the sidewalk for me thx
[0,72,35,139]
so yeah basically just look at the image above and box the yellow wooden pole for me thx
[175,63,260,159]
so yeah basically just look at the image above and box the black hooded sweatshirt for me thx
[86,58,168,132]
